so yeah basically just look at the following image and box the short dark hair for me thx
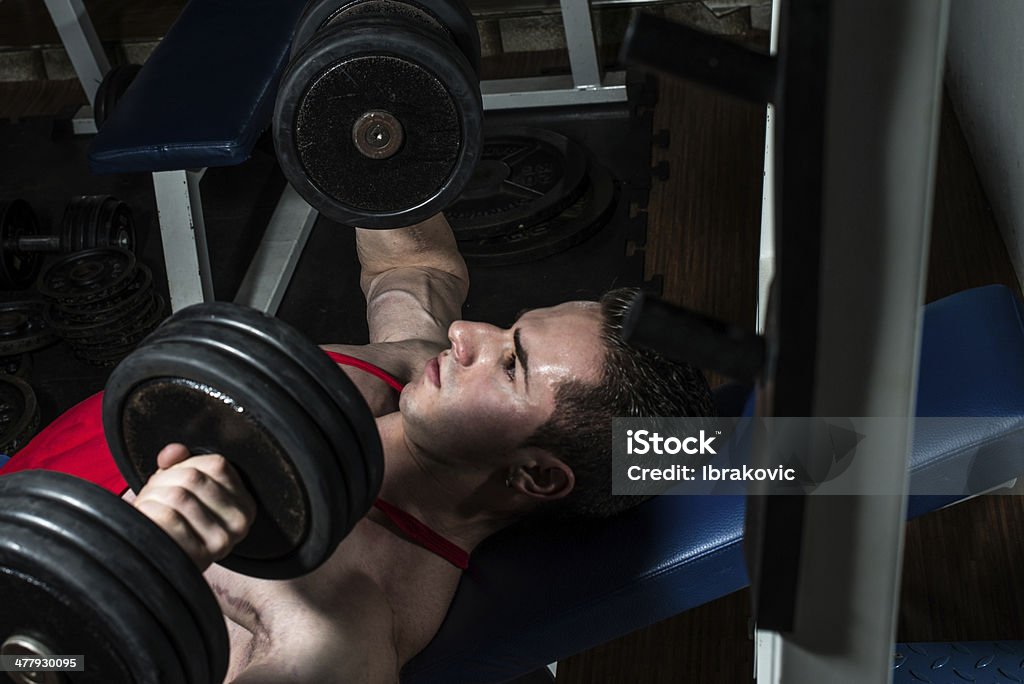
[523,288,716,520]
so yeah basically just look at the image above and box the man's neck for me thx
[371,413,519,552]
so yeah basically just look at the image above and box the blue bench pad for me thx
[88,0,305,174]
[403,285,1024,683]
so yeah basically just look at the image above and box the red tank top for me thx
[0,350,469,570]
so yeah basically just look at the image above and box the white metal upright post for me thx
[42,0,110,106]
[754,1,949,681]
[152,170,215,312]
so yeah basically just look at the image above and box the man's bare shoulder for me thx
[322,339,444,385]
[319,339,443,417]
[231,570,400,683]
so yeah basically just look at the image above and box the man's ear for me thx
[508,451,575,501]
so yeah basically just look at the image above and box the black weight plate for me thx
[446,127,590,240]
[86,195,105,252]
[95,196,136,252]
[290,0,481,75]
[49,287,158,341]
[74,344,137,367]
[71,295,164,362]
[140,318,363,532]
[0,533,142,683]
[0,352,31,379]
[458,158,618,265]
[0,375,38,454]
[59,196,83,252]
[37,247,137,303]
[76,195,102,252]
[0,199,43,289]
[68,195,93,253]
[70,324,154,358]
[275,15,482,228]
[73,327,159,367]
[94,63,142,130]
[106,342,313,558]
[0,472,188,683]
[0,300,57,355]
[72,195,117,253]
[21,473,230,684]
[78,196,97,252]
[48,292,149,339]
[57,263,153,321]
[144,303,384,519]
[97,292,165,347]
[142,316,368,532]
[71,196,89,252]
[0,485,212,684]
[104,339,345,578]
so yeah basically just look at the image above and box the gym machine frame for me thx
[45,0,623,315]
[621,0,948,680]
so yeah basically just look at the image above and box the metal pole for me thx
[42,0,110,106]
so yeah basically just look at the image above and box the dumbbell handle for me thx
[3,236,63,252]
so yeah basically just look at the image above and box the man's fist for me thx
[131,444,257,571]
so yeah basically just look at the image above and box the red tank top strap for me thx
[372,499,470,570]
[323,350,404,393]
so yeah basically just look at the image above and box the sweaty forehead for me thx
[515,300,600,321]
[516,302,605,384]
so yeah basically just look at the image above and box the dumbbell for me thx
[274,0,483,229]
[0,197,136,290]
[0,302,384,683]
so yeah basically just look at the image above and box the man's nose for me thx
[448,321,498,366]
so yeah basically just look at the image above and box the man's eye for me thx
[505,355,516,381]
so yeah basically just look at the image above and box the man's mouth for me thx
[426,356,441,387]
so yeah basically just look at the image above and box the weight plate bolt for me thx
[352,110,404,160]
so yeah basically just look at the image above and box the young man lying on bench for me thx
[1,213,713,682]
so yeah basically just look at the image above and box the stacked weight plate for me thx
[446,126,619,265]
[37,248,165,366]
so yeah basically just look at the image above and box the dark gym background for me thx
[1,1,1021,681]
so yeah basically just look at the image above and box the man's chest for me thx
[205,516,461,669]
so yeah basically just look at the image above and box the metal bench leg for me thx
[233,184,318,315]
[43,0,109,106]
[152,169,214,312]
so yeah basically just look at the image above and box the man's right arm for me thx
[355,213,469,349]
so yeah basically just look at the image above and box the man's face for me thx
[400,301,605,466]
